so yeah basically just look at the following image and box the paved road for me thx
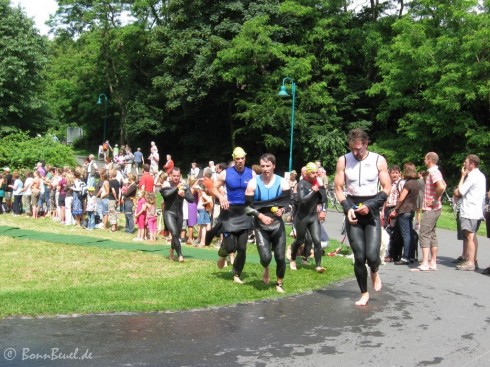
[1,211,489,367]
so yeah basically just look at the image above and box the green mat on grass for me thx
[0,225,261,263]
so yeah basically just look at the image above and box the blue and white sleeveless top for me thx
[345,152,380,196]
[254,174,282,202]
[225,166,253,205]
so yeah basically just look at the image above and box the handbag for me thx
[0,189,5,198]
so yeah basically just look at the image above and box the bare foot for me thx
[290,261,297,270]
[169,248,174,260]
[355,292,370,306]
[178,256,184,263]
[217,257,227,269]
[315,266,326,273]
[262,267,270,284]
[371,271,382,292]
[233,275,244,284]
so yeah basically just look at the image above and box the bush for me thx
[0,131,77,170]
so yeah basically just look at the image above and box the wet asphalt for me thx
[1,210,489,367]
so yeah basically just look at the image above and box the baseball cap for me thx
[305,162,318,173]
[290,170,297,175]
[87,186,96,192]
[232,147,247,159]
[2,167,10,172]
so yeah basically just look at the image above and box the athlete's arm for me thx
[211,170,229,210]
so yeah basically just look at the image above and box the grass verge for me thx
[0,215,353,319]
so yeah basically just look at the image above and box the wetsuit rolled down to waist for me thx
[216,166,254,278]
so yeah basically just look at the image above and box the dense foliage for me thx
[0,131,77,170]
[1,0,489,183]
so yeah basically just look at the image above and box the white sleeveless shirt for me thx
[344,152,380,196]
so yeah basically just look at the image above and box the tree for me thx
[0,0,48,133]
[369,0,490,180]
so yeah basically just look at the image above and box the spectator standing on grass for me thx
[133,148,144,176]
[102,140,112,160]
[108,169,121,232]
[146,192,158,241]
[134,191,147,241]
[149,142,160,176]
[139,164,154,193]
[30,171,41,219]
[3,167,13,213]
[163,154,174,175]
[0,173,5,214]
[86,154,98,188]
[9,171,23,215]
[96,168,110,229]
[22,170,33,216]
[122,173,137,234]
[86,186,97,230]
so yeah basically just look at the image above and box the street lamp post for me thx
[278,77,296,173]
[97,93,108,142]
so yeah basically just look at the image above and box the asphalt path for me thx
[1,210,489,367]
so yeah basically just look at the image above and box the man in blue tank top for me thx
[334,128,391,306]
[210,147,254,284]
[244,153,291,292]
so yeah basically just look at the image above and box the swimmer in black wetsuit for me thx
[289,162,327,273]
[160,167,195,262]
[334,128,391,306]
[210,147,254,284]
[244,153,290,292]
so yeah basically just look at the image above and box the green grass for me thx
[0,215,353,318]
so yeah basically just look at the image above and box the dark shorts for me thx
[58,194,66,207]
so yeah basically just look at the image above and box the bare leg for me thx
[421,247,430,267]
[467,233,477,265]
[429,246,438,268]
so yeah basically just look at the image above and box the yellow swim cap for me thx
[305,162,318,173]
[232,147,247,159]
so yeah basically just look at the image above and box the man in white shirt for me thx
[455,154,486,271]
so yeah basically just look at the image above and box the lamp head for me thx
[278,85,289,97]
[97,96,102,105]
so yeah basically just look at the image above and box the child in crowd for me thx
[86,186,97,230]
[134,190,147,241]
[196,184,213,247]
[146,192,158,241]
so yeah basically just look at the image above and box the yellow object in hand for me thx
[271,206,279,213]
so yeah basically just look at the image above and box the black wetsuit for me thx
[290,179,327,268]
[249,175,290,281]
[160,184,195,258]
[343,152,386,294]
